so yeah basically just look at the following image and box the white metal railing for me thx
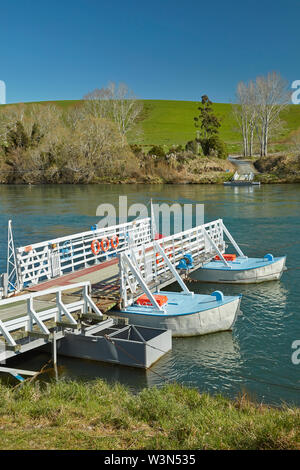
[13,218,152,290]
[119,218,229,309]
[0,282,101,348]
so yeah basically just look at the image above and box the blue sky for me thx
[1,0,299,103]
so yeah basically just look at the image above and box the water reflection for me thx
[232,186,255,195]
[148,331,241,388]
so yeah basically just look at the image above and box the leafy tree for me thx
[192,95,228,158]
[194,95,221,138]
[200,135,228,159]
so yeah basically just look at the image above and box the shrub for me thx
[0,104,138,184]
[147,145,166,159]
[185,139,198,154]
[200,136,228,159]
[185,139,204,157]
[129,144,144,156]
[168,144,184,153]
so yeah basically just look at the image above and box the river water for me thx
[0,183,299,406]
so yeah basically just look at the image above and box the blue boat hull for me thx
[190,256,286,284]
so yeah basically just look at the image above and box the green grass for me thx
[0,379,299,450]
[129,100,241,150]
[3,99,300,153]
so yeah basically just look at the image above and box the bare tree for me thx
[247,81,258,157]
[232,82,249,156]
[0,104,25,143]
[254,72,290,156]
[233,72,289,157]
[27,104,62,135]
[291,132,300,154]
[232,80,257,157]
[83,82,143,144]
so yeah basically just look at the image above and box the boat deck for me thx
[123,291,241,317]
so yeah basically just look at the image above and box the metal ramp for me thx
[0,281,104,366]
[119,218,236,309]
[4,218,152,294]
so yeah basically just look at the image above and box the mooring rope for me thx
[12,358,53,390]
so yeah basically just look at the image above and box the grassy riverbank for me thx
[0,380,299,450]
[0,100,235,185]
[1,99,300,184]
[254,154,300,183]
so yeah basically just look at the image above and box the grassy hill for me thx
[4,99,300,154]
[130,100,241,150]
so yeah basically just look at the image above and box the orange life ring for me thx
[101,238,110,252]
[91,239,101,255]
[110,235,119,249]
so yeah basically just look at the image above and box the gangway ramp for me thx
[119,219,227,308]
[0,282,103,363]
[6,218,152,293]
[25,218,228,312]
[3,219,230,316]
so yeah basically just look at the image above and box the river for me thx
[0,183,299,406]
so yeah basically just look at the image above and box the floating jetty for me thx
[0,211,286,379]
[0,281,171,378]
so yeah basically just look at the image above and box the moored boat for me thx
[224,171,260,186]
[118,290,242,337]
[224,180,261,186]
[190,254,286,284]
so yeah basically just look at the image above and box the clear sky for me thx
[1,0,299,103]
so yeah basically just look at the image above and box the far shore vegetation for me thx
[0,75,300,184]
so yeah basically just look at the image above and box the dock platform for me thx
[0,217,232,376]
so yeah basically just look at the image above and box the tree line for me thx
[233,72,291,157]
[0,82,143,184]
